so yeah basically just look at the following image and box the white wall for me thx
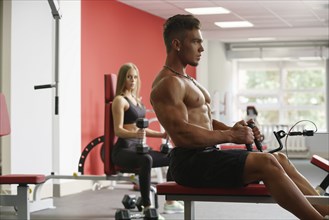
[198,40,234,125]
[1,0,81,192]
[57,1,81,178]
[306,132,329,159]
[10,0,53,174]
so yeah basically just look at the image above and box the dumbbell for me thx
[115,208,159,220]
[122,194,137,209]
[160,137,171,154]
[245,122,263,152]
[135,197,143,211]
[136,118,150,154]
[122,194,143,211]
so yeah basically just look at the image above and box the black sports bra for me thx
[123,96,146,124]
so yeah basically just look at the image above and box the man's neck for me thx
[165,56,187,74]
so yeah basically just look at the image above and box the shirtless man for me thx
[151,14,328,220]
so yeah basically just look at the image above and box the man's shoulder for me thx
[151,73,171,100]
[153,73,185,90]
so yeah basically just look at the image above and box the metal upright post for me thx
[54,14,60,115]
[34,0,61,115]
[33,0,62,196]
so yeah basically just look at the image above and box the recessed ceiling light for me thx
[298,57,322,61]
[185,7,230,15]
[215,21,253,28]
[248,37,276,41]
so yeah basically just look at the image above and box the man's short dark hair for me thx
[163,14,201,53]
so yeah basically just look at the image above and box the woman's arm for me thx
[145,127,167,138]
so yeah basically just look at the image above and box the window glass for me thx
[285,69,324,89]
[236,60,326,131]
[238,70,280,90]
[238,109,279,125]
[286,110,325,129]
[238,96,278,104]
[258,110,280,125]
[284,92,324,106]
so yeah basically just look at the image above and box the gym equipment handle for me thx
[289,130,314,136]
[245,122,263,152]
[34,84,55,90]
[34,84,59,115]
[270,129,315,154]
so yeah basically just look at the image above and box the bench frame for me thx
[1,184,31,219]
[0,175,46,220]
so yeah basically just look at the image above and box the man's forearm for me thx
[212,119,231,130]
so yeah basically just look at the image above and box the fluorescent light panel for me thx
[185,7,230,15]
[248,37,276,41]
[299,57,322,61]
[215,21,253,28]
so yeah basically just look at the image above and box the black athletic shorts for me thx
[169,146,249,187]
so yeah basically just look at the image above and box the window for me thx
[235,60,326,131]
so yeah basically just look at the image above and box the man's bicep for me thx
[151,76,188,134]
[152,97,187,135]
[153,98,188,130]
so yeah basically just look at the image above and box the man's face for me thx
[179,28,204,67]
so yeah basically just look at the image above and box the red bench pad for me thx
[311,155,329,172]
[157,182,270,196]
[0,174,46,184]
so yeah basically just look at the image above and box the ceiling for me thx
[118,0,329,43]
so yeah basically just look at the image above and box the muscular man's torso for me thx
[153,70,213,131]
[183,78,213,130]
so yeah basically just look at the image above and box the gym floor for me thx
[0,159,327,220]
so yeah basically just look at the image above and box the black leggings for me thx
[112,138,172,207]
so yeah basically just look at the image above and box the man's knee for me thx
[273,152,289,163]
[244,153,283,183]
[247,153,283,174]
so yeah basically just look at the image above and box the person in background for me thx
[150,14,328,220]
[245,106,264,143]
[111,63,184,218]
[246,106,259,127]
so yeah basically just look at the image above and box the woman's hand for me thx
[162,131,169,139]
[136,129,146,139]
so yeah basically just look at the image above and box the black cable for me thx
[284,120,318,160]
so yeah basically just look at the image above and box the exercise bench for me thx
[0,93,46,220]
[0,175,46,220]
[311,154,329,195]
[157,154,329,220]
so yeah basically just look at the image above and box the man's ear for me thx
[172,39,181,52]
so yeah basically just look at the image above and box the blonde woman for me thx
[111,63,183,218]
